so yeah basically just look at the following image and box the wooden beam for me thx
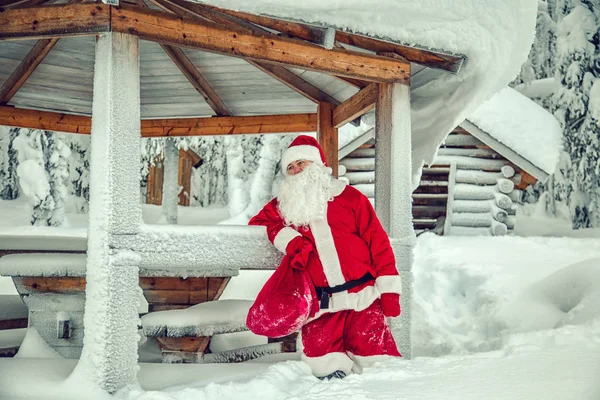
[0,38,58,104]
[317,102,338,177]
[0,105,317,136]
[141,113,318,137]
[333,83,377,128]
[0,3,110,40]
[160,45,231,116]
[201,5,465,74]
[0,105,92,133]
[111,5,410,83]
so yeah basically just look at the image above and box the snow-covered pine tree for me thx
[66,134,90,213]
[0,127,20,200]
[13,128,54,225]
[45,131,71,226]
[551,1,599,228]
[188,136,228,207]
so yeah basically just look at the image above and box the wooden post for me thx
[72,32,141,394]
[317,102,338,177]
[374,82,414,359]
[162,138,179,223]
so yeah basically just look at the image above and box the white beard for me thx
[277,163,333,227]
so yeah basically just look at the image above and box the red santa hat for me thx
[281,135,328,175]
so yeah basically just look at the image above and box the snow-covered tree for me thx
[45,131,71,226]
[66,135,91,213]
[0,127,20,200]
[13,129,54,225]
[551,2,600,228]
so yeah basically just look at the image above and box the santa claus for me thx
[249,135,402,380]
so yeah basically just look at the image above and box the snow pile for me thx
[412,234,600,357]
[141,300,253,337]
[499,258,600,332]
[467,87,562,174]
[196,0,538,183]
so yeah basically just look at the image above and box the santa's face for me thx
[286,159,313,175]
[277,162,332,227]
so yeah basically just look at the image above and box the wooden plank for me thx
[13,277,86,293]
[0,318,28,330]
[111,5,411,83]
[159,44,231,116]
[0,105,318,136]
[155,336,210,352]
[317,102,338,177]
[143,289,190,304]
[178,150,191,206]
[0,0,47,9]
[332,83,377,128]
[0,3,110,40]
[138,277,209,291]
[0,38,59,104]
[207,277,230,301]
[199,4,464,74]
[248,62,339,105]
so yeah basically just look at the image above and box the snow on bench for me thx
[141,299,252,338]
[141,300,297,364]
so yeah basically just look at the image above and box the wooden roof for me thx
[0,0,464,128]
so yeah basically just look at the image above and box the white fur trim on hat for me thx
[281,144,324,174]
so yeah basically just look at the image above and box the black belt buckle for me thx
[316,288,330,309]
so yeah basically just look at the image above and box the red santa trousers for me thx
[300,299,401,377]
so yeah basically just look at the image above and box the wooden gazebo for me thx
[0,0,464,393]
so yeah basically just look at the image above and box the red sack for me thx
[246,256,317,338]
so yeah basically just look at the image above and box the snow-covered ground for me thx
[1,219,599,399]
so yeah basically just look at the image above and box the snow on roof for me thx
[197,0,538,184]
[467,87,562,175]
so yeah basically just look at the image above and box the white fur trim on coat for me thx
[281,145,324,175]
[329,179,346,197]
[273,227,301,253]
[375,275,402,295]
[301,351,354,377]
[310,216,346,287]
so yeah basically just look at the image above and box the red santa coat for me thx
[249,180,402,319]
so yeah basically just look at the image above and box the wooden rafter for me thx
[202,4,465,74]
[0,3,110,40]
[148,0,343,106]
[110,5,410,83]
[332,83,378,128]
[0,105,318,136]
[0,38,59,104]
[159,45,231,116]
[141,0,230,115]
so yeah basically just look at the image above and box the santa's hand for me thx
[286,236,313,270]
[380,293,401,317]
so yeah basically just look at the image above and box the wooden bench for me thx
[141,300,297,363]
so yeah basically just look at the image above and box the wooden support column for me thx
[162,138,179,224]
[374,82,414,359]
[72,33,141,394]
[317,102,338,177]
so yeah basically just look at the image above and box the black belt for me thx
[315,272,374,309]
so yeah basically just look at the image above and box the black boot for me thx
[318,370,347,380]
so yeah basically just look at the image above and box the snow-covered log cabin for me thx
[0,0,537,394]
